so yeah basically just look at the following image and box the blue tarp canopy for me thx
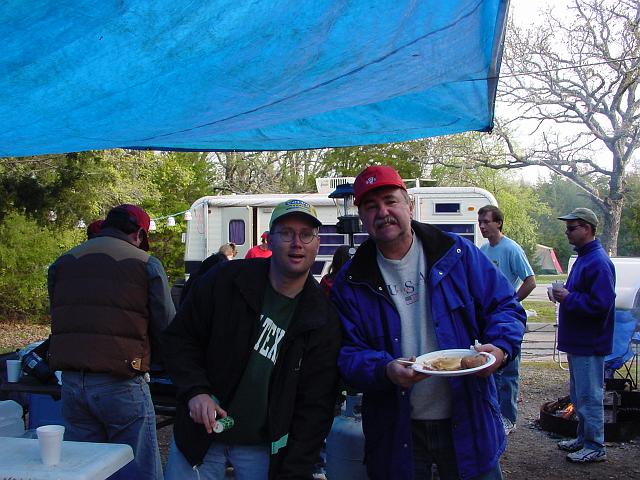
[0,0,509,157]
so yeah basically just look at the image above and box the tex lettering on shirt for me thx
[253,315,286,364]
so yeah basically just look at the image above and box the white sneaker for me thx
[557,438,582,452]
[566,448,607,463]
[501,417,516,435]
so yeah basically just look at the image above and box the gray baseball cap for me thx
[557,207,598,226]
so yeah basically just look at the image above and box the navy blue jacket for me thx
[558,239,616,355]
[332,222,526,480]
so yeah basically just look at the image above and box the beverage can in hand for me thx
[213,416,235,433]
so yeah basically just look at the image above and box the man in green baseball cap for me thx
[163,198,339,479]
[269,199,322,229]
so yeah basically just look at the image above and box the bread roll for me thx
[460,354,486,369]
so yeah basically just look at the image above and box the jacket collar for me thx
[346,221,455,287]
[233,259,331,334]
[97,227,138,247]
[575,238,602,256]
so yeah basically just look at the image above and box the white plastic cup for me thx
[36,425,65,466]
[547,286,557,303]
[6,359,22,383]
[552,280,564,291]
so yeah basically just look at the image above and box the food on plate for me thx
[427,357,461,371]
[424,354,487,371]
[460,354,487,369]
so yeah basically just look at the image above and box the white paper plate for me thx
[412,349,495,377]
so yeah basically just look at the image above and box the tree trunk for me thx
[600,198,623,256]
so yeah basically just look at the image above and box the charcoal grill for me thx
[539,387,640,442]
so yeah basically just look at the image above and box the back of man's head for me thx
[103,204,151,251]
[86,219,104,239]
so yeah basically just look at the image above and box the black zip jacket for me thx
[162,258,341,479]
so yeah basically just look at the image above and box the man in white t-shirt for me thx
[478,205,536,435]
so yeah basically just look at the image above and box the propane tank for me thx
[325,393,367,479]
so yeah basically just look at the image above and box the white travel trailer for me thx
[181,180,497,278]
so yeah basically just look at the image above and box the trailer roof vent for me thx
[316,177,356,194]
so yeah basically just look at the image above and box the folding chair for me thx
[605,309,640,389]
[552,303,568,370]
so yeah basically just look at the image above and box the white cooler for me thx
[0,400,24,437]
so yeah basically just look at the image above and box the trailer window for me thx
[311,261,326,276]
[229,220,246,245]
[434,223,475,243]
[434,203,461,214]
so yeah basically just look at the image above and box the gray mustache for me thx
[375,216,397,228]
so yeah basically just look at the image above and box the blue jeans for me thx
[61,371,163,480]
[567,354,605,451]
[411,419,503,480]
[493,353,520,424]
[164,438,270,480]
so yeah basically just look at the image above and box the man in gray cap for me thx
[162,199,340,479]
[552,208,615,463]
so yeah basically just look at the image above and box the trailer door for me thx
[222,207,252,258]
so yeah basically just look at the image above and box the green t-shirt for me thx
[216,283,299,445]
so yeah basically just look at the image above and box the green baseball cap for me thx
[269,199,322,229]
[557,207,598,226]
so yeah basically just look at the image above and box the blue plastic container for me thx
[326,394,368,479]
[28,394,63,429]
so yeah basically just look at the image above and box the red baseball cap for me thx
[86,219,104,239]
[109,204,151,251]
[353,165,407,206]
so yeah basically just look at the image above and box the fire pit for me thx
[539,389,640,442]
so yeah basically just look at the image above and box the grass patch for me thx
[536,274,568,284]
[522,300,557,323]
[521,360,567,370]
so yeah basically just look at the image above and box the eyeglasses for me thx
[272,229,318,244]
[565,225,584,232]
[478,219,496,225]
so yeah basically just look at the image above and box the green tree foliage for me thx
[144,152,215,282]
[618,173,640,256]
[318,144,421,179]
[0,150,216,320]
[532,175,601,270]
[0,213,83,321]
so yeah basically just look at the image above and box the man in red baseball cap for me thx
[353,165,407,206]
[332,165,526,480]
[48,203,174,480]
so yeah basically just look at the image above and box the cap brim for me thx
[270,211,322,229]
[557,214,579,221]
[355,181,406,205]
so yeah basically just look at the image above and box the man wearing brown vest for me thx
[48,204,175,480]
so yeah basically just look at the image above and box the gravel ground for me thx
[501,363,640,480]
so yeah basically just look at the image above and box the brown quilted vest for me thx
[48,235,151,378]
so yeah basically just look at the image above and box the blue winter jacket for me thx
[558,239,616,355]
[332,222,526,480]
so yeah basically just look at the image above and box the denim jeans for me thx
[567,354,605,451]
[164,438,270,480]
[61,371,163,480]
[411,419,503,480]
[493,353,520,424]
